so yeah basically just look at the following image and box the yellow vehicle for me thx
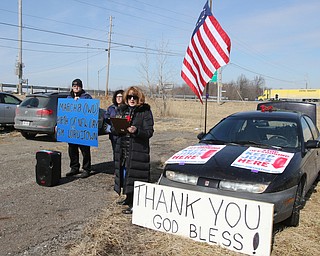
[258,89,320,101]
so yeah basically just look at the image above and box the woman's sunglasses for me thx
[127,95,139,101]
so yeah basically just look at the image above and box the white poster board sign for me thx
[231,147,294,174]
[132,182,273,256]
[165,145,226,164]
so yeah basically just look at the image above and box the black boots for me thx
[66,169,80,177]
[118,193,133,214]
[79,170,90,178]
[66,169,90,178]
[117,199,130,205]
[122,206,133,214]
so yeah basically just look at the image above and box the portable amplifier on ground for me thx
[35,150,61,187]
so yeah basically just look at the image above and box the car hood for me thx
[164,143,299,184]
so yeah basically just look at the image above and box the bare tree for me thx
[224,81,240,100]
[156,41,170,115]
[221,75,264,101]
[251,75,265,99]
[139,40,173,116]
[138,43,155,97]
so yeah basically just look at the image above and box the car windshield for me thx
[21,96,50,108]
[202,117,300,149]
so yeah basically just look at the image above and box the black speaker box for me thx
[36,150,61,187]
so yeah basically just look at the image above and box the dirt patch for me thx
[67,101,319,256]
[1,100,319,256]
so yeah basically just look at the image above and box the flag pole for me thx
[204,0,212,134]
[204,83,209,134]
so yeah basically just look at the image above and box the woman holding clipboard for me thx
[104,90,124,158]
[112,86,154,214]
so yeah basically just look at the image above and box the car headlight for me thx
[219,181,269,193]
[165,170,198,185]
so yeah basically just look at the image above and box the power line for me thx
[0,21,176,54]
[230,62,301,84]
[0,23,300,85]
[0,7,105,32]
[72,0,191,32]
[105,0,191,25]
[0,2,305,86]
[26,52,104,75]
[231,36,301,77]
[0,44,99,54]
[0,22,107,43]
[0,36,106,51]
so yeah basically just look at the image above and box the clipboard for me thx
[110,117,130,134]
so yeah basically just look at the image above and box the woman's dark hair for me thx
[112,89,124,106]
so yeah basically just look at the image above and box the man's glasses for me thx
[72,84,80,87]
[127,95,139,101]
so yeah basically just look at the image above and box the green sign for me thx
[210,71,218,83]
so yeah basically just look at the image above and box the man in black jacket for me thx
[65,79,93,179]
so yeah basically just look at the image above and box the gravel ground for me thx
[0,124,197,256]
[1,103,319,255]
[0,129,113,256]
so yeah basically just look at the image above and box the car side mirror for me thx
[197,132,205,140]
[305,140,320,149]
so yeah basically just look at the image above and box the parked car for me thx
[158,101,320,227]
[14,92,106,140]
[0,92,22,127]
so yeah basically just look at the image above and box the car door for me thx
[0,94,21,124]
[301,116,319,191]
[0,93,5,124]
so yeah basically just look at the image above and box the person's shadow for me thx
[91,161,115,175]
[58,160,164,185]
[57,161,115,185]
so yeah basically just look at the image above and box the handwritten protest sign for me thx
[165,145,226,164]
[56,98,99,147]
[231,147,294,174]
[132,182,273,256]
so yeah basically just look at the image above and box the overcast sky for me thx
[1,0,319,93]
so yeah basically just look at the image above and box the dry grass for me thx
[69,99,319,256]
[69,202,238,256]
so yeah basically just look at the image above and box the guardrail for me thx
[0,83,70,94]
[162,94,228,101]
[0,83,228,101]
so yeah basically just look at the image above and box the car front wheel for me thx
[284,181,304,227]
[50,133,57,142]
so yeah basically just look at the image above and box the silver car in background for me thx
[14,92,106,140]
[14,92,69,139]
[0,92,22,128]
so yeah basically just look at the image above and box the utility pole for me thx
[86,43,89,88]
[17,0,23,95]
[305,74,308,89]
[105,16,113,97]
[217,68,222,104]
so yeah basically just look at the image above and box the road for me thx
[0,127,196,255]
[0,130,116,255]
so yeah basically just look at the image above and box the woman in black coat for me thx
[112,86,154,214]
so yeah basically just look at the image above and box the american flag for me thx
[181,1,231,103]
